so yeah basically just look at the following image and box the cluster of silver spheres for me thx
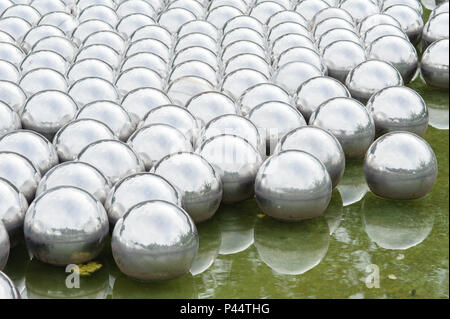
[0,0,446,293]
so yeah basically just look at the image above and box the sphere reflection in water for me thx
[364,132,438,200]
[254,214,330,275]
[337,158,369,207]
[24,186,109,265]
[362,193,434,250]
[0,222,9,270]
[111,200,198,282]
[190,218,221,276]
[0,271,20,299]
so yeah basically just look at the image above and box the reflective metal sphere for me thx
[317,28,362,53]
[158,7,196,33]
[0,222,9,270]
[362,23,409,48]
[197,134,262,203]
[0,130,58,174]
[274,126,345,189]
[68,77,119,107]
[170,60,217,85]
[20,50,68,75]
[167,76,214,107]
[322,40,367,83]
[381,0,424,16]
[0,178,27,238]
[222,40,266,63]
[178,20,219,40]
[309,97,375,157]
[276,46,326,73]
[24,186,109,265]
[238,83,291,116]
[0,60,20,83]
[127,124,193,170]
[0,271,20,299]
[358,13,402,35]
[345,59,404,103]
[20,90,78,140]
[125,39,169,62]
[364,132,438,199]
[53,118,115,162]
[0,80,27,113]
[67,58,115,84]
[313,17,356,41]
[295,0,330,21]
[111,200,199,281]
[222,68,268,100]
[422,12,449,48]
[115,67,163,96]
[248,101,307,155]
[0,102,21,137]
[19,68,68,97]
[0,151,41,202]
[75,44,121,69]
[197,114,264,155]
[339,0,380,24]
[310,7,355,29]
[383,4,423,45]
[75,100,135,141]
[78,139,145,185]
[224,53,271,77]
[367,86,428,136]
[83,31,127,55]
[420,39,449,89]
[295,76,350,121]
[105,172,181,226]
[206,5,244,30]
[31,36,78,62]
[367,35,419,83]
[273,61,323,94]
[152,152,223,223]
[36,161,111,204]
[255,150,332,221]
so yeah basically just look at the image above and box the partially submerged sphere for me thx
[0,130,58,175]
[364,132,438,199]
[104,173,182,226]
[309,97,375,157]
[78,139,145,185]
[197,135,262,203]
[0,271,20,299]
[255,150,332,221]
[24,186,109,265]
[111,200,199,281]
[36,161,111,205]
[0,222,9,270]
[274,126,346,189]
[152,152,223,223]
[345,59,404,103]
[366,86,428,136]
[0,178,27,238]
[420,39,449,89]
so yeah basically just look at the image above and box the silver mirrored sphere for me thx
[383,4,423,45]
[105,172,182,226]
[222,68,268,100]
[255,150,332,221]
[127,124,193,170]
[0,151,41,202]
[422,12,449,48]
[152,152,223,223]
[274,61,323,94]
[274,126,345,189]
[24,186,109,265]
[68,77,119,107]
[238,83,291,117]
[0,222,9,271]
[364,132,438,199]
[0,130,58,174]
[358,13,402,35]
[197,134,262,203]
[345,59,404,103]
[53,118,115,162]
[339,0,380,24]
[0,271,20,299]
[0,102,21,137]
[310,97,375,157]
[420,39,449,89]
[362,23,409,48]
[19,68,68,97]
[78,139,144,185]
[36,161,111,204]
[0,178,27,241]
[111,200,198,281]
[317,28,362,53]
[0,80,27,113]
[367,86,428,136]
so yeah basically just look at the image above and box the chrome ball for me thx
[420,39,449,89]
[274,126,345,189]
[345,59,404,103]
[358,13,402,35]
[19,68,68,97]
[310,7,355,29]
[0,271,20,299]
[67,58,115,84]
[317,28,362,53]
[36,161,111,204]
[422,12,449,48]
[276,47,326,73]
[197,135,262,203]
[0,178,27,238]
[222,68,268,100]
[78,139,145,185]
[273,61,323,94]
[238,83,291,116]
[255,150,332,221]
[339,0,380,24]
[53,118,115,162]
[362,23,409,48]
[158,7,196,33]
[322,40,367,83]
[68,77,119,107]
[248,101,307,155]
[309,97,375,157]
[167,76,214,107]
[0,80,27,113]
[363,131,438,200]
[0,130,58,174]
[75,100,135,142]
[366,86,428,136]
[0,222,9,271]
[24,186,109,265]
[127,124,193,171]
[367,35,419,83]
[0,151,41,203]
[105,172,181,226]
[152,152,223,223]
[20,90,78,140]
[0,101,21,137]
[383,4,423,45]
[295,76,350,121]
[111,200,199,281]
